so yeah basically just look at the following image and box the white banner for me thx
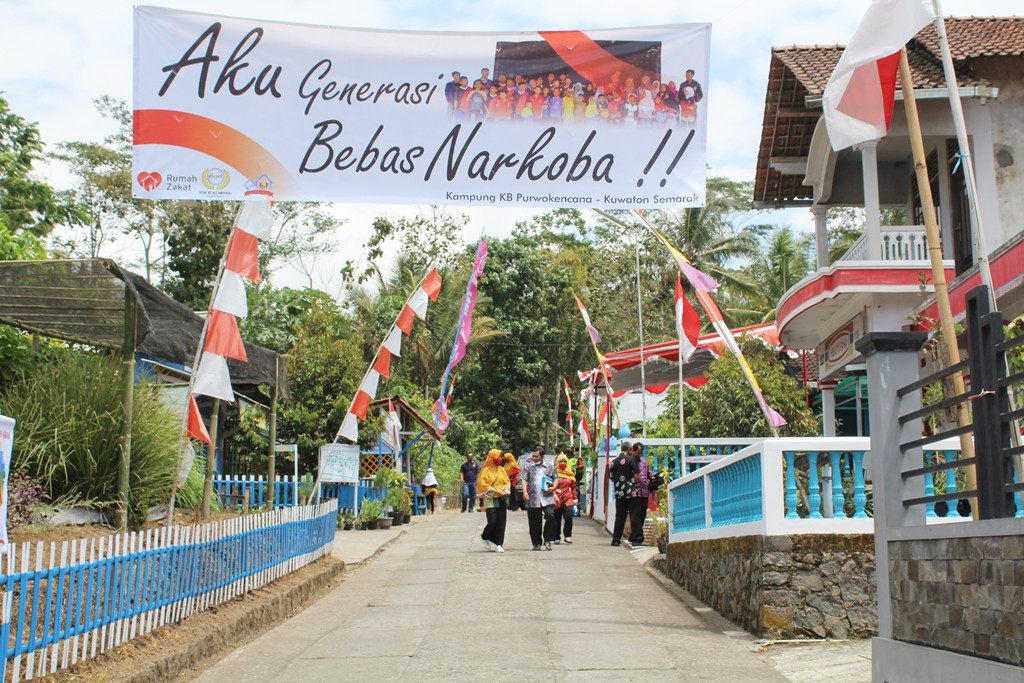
[0,415,14,555]
[133,7,710,208]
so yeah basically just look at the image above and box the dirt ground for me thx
[9,509,243,546]
[10,509,342,683]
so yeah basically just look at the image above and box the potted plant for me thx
[385,486,404,526]
[359,499,383,530]
[338,511,356,530]
[400,487,413,523]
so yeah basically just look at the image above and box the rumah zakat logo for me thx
[136,172,162,191]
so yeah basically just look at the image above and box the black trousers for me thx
[526,505,556,547]
[612,497,630,544]
[628,496,648,544]
[425,492,435,513]
[481,500,507,546]
[555,506,573,539]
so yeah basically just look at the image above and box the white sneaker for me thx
[564,537,573,544]
[494,545,504,553]
[481,538,491,551]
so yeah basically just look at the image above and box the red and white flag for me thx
[578,411,591,445]
[823,0,934,151]
[674,275,701,363]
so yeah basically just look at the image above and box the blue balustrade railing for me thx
[666,437,978,540]
[0,501,337,683]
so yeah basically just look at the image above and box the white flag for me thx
[193,353,235,402]
[236,196,274,238]
[212,270,248,318]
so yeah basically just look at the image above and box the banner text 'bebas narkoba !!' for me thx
[133,7,710,208]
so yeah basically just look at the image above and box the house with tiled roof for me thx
[756,16,1024,434]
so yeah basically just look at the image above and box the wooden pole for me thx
[267,356,279,508]
[201,398,221,523]
[899,47,978,512]
[116,287,137,532]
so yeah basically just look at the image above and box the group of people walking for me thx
[609,441,655,547]
[471,444,583,553]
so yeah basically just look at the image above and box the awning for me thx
[582,322,780,396]
[0,258,288,402]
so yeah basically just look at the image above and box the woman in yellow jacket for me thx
[477,449,511,552]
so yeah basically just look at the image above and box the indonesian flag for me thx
[675,275,701,363]
[823,0,934,151]
[578,411,591,445]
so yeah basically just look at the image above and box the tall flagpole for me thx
[635,242,648,437]
[930,2,995,306]
[899,46,978,515]
[678,334,686,474]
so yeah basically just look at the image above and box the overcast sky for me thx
[2,0,1020,293]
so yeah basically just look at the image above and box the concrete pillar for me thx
[812,205,829,269]
[854,332,928,640]
[858,140,882,260]
[820,381,837,437]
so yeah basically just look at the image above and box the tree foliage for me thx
[683,337,819,438]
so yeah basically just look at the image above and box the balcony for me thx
[840,225,930,262]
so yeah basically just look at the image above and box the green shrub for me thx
[0,351,204,526]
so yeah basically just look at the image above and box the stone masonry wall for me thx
[889,536,1024,666]
[655,534,876,639]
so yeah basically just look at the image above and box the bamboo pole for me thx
[267,356,279,508]
[899,47,978,512]
[116,287,137,532]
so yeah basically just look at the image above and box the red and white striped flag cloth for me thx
[573,294,601,344]
[578,411,591,445]
[674,274,701,362]
[823,0,934,151]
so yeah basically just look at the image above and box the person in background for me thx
[608,440,639,546]
[521,447,557,550]
[459,452,479,513]
[477,449,511,553]
[552,453,578,543]
[421,468,440,514]
[628,441,652,547]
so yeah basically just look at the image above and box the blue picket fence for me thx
[212,475,380,513]
[0,500,337,682]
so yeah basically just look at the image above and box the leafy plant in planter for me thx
[338,511,355,530]
[399,488,413,522]
[359,499,383,529]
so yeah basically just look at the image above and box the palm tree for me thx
[739,226,814,323]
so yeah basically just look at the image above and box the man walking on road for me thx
[628,441,652,546]
[521,447,557,550]
[608,441,639,546]
[460,452,479,512]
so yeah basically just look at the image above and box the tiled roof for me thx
[753,16,1023,206]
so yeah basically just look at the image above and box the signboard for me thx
[319,443,360,483]
[818,313,864,380]
[0,415,14,555]
[133,7,710,208]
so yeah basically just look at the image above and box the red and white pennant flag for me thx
[337,269,442,442]
[675,274,701,363]
[823,0,934,151]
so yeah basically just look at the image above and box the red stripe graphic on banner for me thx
[537,30,659,91]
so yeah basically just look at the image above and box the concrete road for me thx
[193,511,791,682]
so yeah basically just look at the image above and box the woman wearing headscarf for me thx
[552,453,579,544]
[477,448,511,552]
[421,468,440,514]
[503,452,521,512]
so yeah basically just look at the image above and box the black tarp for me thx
[0,259,288,401]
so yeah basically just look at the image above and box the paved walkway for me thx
[193,512,865,682]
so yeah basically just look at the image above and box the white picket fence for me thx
[0,500,338,682]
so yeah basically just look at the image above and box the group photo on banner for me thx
[133,7,710,208]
